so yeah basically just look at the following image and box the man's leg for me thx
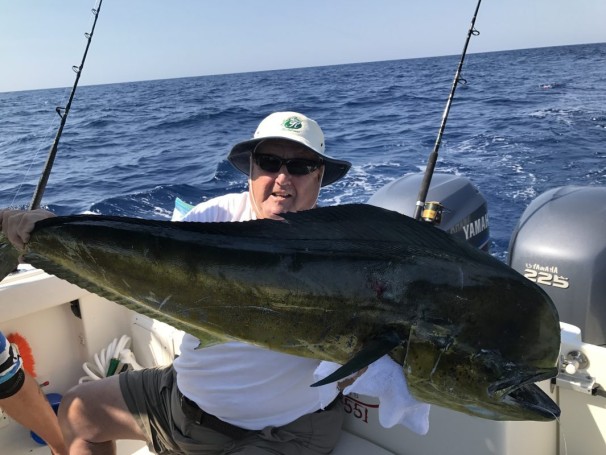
[58,375,146,455]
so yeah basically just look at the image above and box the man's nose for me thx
[274,167,292,183]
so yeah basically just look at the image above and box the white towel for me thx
[314,355,431,435]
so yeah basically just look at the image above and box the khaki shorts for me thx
[120,365,344,455]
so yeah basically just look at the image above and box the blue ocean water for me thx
[1,43,605,260]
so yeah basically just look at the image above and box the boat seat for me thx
[333,430,395,455]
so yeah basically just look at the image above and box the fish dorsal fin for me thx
[310,331,402,387]
[31,204,495,264]
[173,203,425,244]
[280,204,417,243]
[32,204,419,244]
[176,203,457,248]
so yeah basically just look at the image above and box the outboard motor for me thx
[368,173,490,250]
[508,186,606,346]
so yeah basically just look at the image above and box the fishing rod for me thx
[412,0,482,222]
[30,0,104,210]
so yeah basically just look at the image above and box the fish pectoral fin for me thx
[310,331,402,387]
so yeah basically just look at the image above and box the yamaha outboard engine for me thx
[368,173,490,250]
[508,186,606,346]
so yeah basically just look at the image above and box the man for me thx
[0,331,67,454]
[2,111,354,455]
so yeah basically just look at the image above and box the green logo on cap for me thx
[282,116,302,130]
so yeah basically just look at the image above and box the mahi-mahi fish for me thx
[0,204,561,421]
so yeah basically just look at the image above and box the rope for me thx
[78,335,143,383]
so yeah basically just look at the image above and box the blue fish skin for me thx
[3,204,560,421]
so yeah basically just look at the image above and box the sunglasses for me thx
[252,153,323,176]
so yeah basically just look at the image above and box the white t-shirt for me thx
[173,192,340,430]
[173,192,256,223]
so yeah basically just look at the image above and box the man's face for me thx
[249,139,324,220]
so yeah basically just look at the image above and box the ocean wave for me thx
[2,43,605,261]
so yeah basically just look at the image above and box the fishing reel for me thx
[421,201,444,225]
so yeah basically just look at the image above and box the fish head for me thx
[399,273,562,421]
[403,332,560,420]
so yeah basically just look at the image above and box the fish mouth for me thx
[502,383,561,420]
[489,367,560,421]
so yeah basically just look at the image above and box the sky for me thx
[1,0,605,93]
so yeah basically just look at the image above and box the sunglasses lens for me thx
[286,160,320,175]
[253,154,321,175]
[255,154,282,173]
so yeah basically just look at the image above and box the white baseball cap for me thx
[228,112,351,186]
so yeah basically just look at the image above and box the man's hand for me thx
[0,209,55,250]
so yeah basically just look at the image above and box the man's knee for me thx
[58,385,87,430]
[58,382,112,440]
